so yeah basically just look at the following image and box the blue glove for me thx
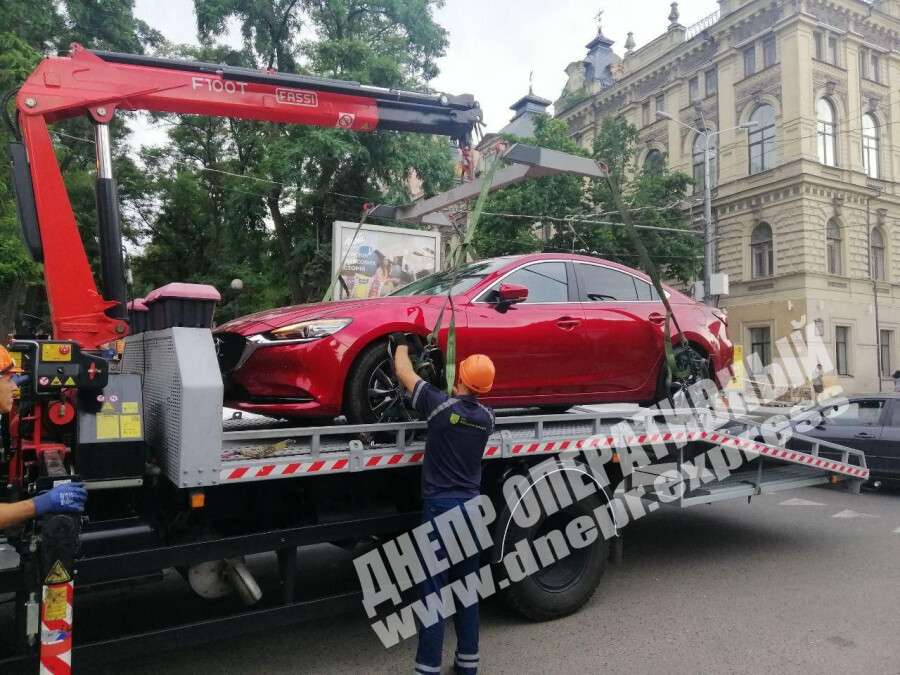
[33,482,88,516]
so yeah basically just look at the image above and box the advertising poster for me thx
[331,221,441,300]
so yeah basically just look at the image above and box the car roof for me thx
[493,252,651,279]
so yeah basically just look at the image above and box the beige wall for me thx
[557,0,900,395]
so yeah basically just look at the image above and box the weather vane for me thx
[595,9,604,34]
[528,69,534,94]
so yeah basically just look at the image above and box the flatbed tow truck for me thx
[0,46,869,672]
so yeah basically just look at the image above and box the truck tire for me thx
[500,494,609,621]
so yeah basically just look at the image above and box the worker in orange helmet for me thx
[390,334,495,675]
[0,346,87,528]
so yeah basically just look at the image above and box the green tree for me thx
[474,115,700,284]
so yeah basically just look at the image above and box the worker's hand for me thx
[33,482,88,517]
[387,333,409,359]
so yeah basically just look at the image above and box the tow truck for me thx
[0,45,870,672]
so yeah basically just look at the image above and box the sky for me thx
[132,0,718,139]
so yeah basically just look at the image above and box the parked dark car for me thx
[792,393,900,485]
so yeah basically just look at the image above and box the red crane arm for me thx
[11,45,480,349]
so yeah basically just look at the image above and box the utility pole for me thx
[866,186,884,391]
[657,111,757,306]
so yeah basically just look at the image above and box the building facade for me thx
[556,0,900,394]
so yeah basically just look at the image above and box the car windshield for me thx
[390,258,513,297]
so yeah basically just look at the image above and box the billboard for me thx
[331,221,441,300]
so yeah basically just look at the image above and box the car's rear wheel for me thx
[345,341,416,425]
[655,344,710,407]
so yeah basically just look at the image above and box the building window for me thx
[862,113,879,179]
[880,329,893,378]
[689,77,700,102]
[816,98,837,167]
[642,101,651,127]
[655,94,666,114]
[692,131,717,192]
[827,35,839,65]
[814,32,823,60]
[871,52,880,82]
[750,326,772,368]
[748,104,777,174]
[751,222,774,278]
[835,325,850,376]
[859,48,869,78]
[826,219,842,275]
[705,67,718,96]
[763,34,777,68]
[871,226,886,281]
[643,149,666,175]
[743,45,757,76]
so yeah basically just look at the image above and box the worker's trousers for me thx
[414,497,481,675]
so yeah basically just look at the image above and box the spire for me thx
[586,7,614,50]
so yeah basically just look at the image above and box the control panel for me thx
[9,340,110,396]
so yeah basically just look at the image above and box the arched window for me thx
[816,98,837,166]
[692,131,718,192]
[862,113,879,179]
[826,219,842,275]
[871,226,886,281]
[643,149,665,175]
[751,222,774,278]
[748,104,777,174]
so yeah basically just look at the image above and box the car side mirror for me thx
[495,283,528,310]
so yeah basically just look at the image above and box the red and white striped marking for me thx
[219,429,868,482]
[39,580,73,675]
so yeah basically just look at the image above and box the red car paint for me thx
[216,254,732,418]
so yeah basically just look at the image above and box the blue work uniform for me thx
[410,379,494,675]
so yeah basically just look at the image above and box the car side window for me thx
[888,402,900,427]
[486,262,568,303]
[823,399,886,426]
[576,264,639,302]
[635,278,660,301]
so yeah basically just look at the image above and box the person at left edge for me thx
[0,345,88,528]
[389,333,495,675]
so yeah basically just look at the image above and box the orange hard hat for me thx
[458,354,495,395]
[0,346,22,376]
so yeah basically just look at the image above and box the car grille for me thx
[215,332,247,373]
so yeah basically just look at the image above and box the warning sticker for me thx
[43,585,68,621]
[44,560,71,585]
[122,401,139,414]
[50,376,62,387]
[96,414,120,440]
[41,344,72,362]
[120,414,142,439]
[10,351,22,371]
[64,376,76,386]
[101,401,116,413]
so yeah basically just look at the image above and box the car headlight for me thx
[268,318,352,341]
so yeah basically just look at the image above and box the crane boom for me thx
[10,44,481,349]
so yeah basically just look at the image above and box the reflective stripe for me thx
[456,653,479,660]
[474,402,494,432]
[414,663,442,673]
[412,380,425,408]
[427,398,458,422]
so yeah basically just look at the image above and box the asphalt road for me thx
[68,483,900,675]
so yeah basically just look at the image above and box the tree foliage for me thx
[475,115,701,283]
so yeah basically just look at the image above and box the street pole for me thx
[866,191,883,392]
[703,130,714,306]
[655,111,755,307]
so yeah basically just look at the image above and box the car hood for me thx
[216,296,431,336]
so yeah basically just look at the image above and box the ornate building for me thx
[556,0,900,394]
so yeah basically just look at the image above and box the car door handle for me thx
[648,312,667,325]
[854,432,876,439]
[556,316,581,331]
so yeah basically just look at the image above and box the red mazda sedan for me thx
[215,253,732,423]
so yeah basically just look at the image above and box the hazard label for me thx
[9,351,22,371]
[122,402,139,414]
[50,376,62,387]
[64,376,76,386]
[96,414,120,440]
[43,585,68,622]
[101,401,116,413]
[41,344,72,362]
[120,414,142,439]
[44,560,71,585]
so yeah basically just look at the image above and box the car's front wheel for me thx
[344,341,415,425]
